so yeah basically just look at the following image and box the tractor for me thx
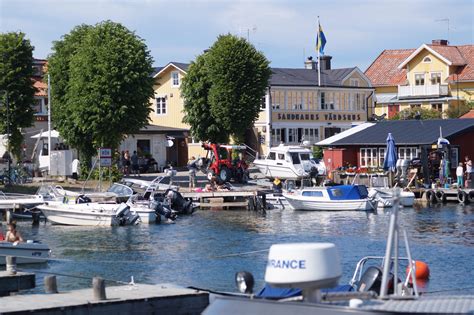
[200,143,249,184]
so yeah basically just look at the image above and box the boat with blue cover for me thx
[283,185,376,211]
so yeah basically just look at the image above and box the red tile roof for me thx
[448,45,474,82]
[460,109,474,119]
[428,45,467,65]
[366,44,474,86]
[365,49,414,86]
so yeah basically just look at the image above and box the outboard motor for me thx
[356,266,395,294]
[150,197,176,222]
[115,203,140,226]
[76,195,92,204]
[165,189,195,215]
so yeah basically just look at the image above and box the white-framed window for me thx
[415,73,425,86]
[430,72,441,85]
[171,71,180,87]
[271,128,285,145]
[360,148,378,168]
[423,57,432,63]
[187,137,200,144]
[320,92,327,110]
[155,96,167,115]
[33,97,47,115]
[378,148,386,168]
[431,103,443,112]
[410,103,421,109]
[288,128,298,143]
[398,147,419,160]
[303,128,319,143]
[260,96,266,110]
[271,90,284,110]
[350,78,360,87]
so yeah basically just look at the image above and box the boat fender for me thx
[425,190,436,204]
[406,260,430,280]
[435,190,446,203]
[457,190,468,204]
[468,191,474,204]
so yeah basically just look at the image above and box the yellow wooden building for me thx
[366,40,474,119]
[148,57,374,166]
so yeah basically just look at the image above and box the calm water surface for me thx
[17,203,474,294]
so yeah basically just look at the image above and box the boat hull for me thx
[0,242,51,264]
[370,188,415,207]
[253,162,304,180]
[283,194,373,211]
[38,204,118,226]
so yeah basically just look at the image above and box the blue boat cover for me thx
[327,185,368,200]
[256,284,353,299]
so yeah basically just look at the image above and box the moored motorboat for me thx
[0,192,44,210]
[0,241,51,264]
[253,144,319,180]
[369,188,415,207]
[283,185,376,211]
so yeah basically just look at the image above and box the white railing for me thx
[398,84,448,98]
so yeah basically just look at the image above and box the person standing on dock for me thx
[187,156,198,189]
[465,156,473,188]
[456,162,464,189]
[131,151,140,177]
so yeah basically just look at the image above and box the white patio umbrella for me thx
[31,130,60,139]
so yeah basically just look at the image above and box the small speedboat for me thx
[0,192,45,210]
[0,241,51,264]
[283,185,376,211]
[369,188,415,207]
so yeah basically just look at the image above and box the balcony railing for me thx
[398,84,449,99]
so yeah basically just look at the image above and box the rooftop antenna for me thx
[435,18,450,43]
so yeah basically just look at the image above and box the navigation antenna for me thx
[435,18,450,43]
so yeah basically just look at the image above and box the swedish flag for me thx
[316,23,327,55]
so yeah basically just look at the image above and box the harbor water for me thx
[15,203,474,295]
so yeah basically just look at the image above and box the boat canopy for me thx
[326,185,369,200]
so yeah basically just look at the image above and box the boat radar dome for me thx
[265,243,341,289]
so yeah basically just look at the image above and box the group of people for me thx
[0,222,23,245]
[456,156,473,188]
[119,150,140,177]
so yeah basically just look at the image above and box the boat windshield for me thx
[290,153,301,164]
[299,153,311,161]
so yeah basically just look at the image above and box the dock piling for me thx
[6,256,17,275]
[92,276,107,300]
[44,275,58,293]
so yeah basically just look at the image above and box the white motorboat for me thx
[283,185,376,211]
[37,202,144,226]
[369,188,415,207]
[0,192,44,210]
[253,144,319,180]
[0,241,51,264]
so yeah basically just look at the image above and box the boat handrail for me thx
[349,255,410,287]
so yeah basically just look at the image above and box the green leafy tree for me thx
[391,107,442,120]
[0,32,36,159]
[446,101,473,118]
[48,21,154,162]
[182,34,271,143]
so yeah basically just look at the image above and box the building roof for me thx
[460,109,474,119]
[316,123,375,145]
[269,67,358,87]
[366,44,474,86]
[323,119,474,146]
[365,49,414,86]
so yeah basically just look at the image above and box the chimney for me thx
[304,56,317,70]
[432,39,448,46]
[320,55,332,70]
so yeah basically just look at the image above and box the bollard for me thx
[44,275,58,293]
[92,277,107,300]
[6,256,17,275]
[32,212,41,226]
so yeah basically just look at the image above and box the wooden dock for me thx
[0,283,209,314]
[0,271,35,296]
[181,190,268,211]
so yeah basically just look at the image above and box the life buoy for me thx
[425,190,436,204]
[435,190,446,203]
[468,191,474,204]
[457,191,468,204]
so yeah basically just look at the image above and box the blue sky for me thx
[1,0,473,71]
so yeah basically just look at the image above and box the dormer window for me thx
[171,71,180,87]
[423,57,432,63]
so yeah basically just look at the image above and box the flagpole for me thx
[317,17,321,87]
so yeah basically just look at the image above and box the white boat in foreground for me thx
[283,185,376,211]
[37,202,146,226]
[0,241,51,264]
[0,192,44,210]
